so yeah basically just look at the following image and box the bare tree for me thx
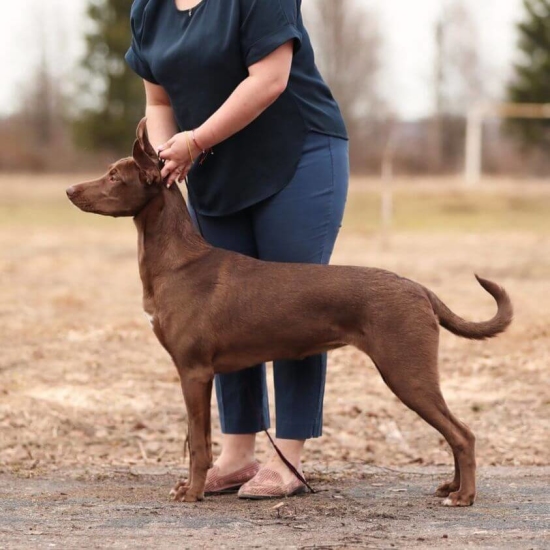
[305,0,383,121]
[303,0,387,171]
[0,3,77,171]
[19,4,68,150]
[432,0,484,171]
[23,47,56,146]
[436,0,483,114]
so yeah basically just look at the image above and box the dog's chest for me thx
[143,310,155,330]
[142,286,157,332]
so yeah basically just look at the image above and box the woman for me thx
[126,0,348,499]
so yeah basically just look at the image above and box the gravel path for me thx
[1,466,548,549]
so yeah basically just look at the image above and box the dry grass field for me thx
[1,173,549,479]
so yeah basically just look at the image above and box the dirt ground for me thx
[1,174,549,548]
[1,466,549,549]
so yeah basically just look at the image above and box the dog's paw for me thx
[169,481,204,502]
[442,491,475,507]
[183,491,204,503]
[435,481,460,498]
[169,480,189,501]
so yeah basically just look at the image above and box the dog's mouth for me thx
[70,200,95,213]
[66,187,85,207]
[66,188,101,214]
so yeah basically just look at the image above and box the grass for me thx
[344,187,550,233]
[1,172,549,474]
[1,173,550,233]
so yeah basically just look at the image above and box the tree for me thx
[434,1,483,116]
[304,0,383,125]
[22,33,59,147]
[303,0,386,171]
[431,0,483,171]
[74,0,144,154]
[1,6,70,171]
[508,0,550,148]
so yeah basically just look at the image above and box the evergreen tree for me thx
[508,0,550,147]
[74,0,144,154]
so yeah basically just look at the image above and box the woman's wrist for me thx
[184,131,196,163]
[191,129,206,152]
[190,127,214,164]
[193,126,216,151]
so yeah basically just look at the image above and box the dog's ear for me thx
[132,118,160,184]
[136,117,158,159]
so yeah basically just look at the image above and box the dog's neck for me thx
[134,184,211,277]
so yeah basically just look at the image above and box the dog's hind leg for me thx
[365,330,476,507]
[435,454,460,498]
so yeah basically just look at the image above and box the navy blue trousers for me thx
[189,132,349,439]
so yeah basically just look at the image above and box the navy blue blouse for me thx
[126,0,347,216]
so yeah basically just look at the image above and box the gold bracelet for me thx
[184,131,194,163]
[191,129,214,165]
[192,129,206,153]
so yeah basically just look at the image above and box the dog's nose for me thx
[66,186,76,198]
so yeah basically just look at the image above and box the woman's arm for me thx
[195,41,293,150]
[159,41,294,186]
[143,81,178,152]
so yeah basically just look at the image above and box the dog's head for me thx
[66,118,162,217]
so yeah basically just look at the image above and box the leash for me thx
[157,156,206,237]
[158,155,314,494]
[263,429,316,493]
[245,384,315,494]
[183,176,206,238]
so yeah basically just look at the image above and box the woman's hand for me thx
[158,132,201,187]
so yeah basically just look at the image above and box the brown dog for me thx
[66,118,513,507]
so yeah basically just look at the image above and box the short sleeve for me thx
[125,0,158,84]
[125,41,158,84]
[240,0,303,67]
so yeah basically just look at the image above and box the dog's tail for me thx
[426,275,513,340]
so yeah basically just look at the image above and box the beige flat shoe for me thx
[204,461,260,495]
[237,467,307,500]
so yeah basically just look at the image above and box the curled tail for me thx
[427,275,513,340]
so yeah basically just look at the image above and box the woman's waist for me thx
[299,131,349,158]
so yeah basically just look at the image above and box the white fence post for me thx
[464,102,550,186]
[465,105,484,187]
[380,132,396,247]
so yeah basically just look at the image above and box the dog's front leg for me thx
[171,369,213,503]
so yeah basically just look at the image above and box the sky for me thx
[0,0,525,120]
